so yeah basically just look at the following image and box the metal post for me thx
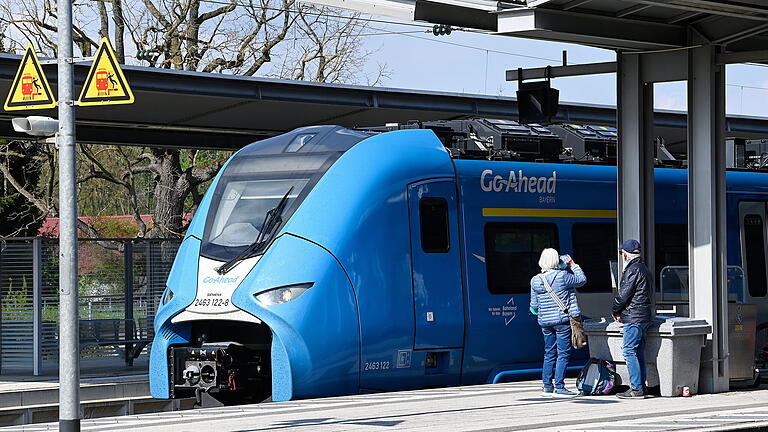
[616,52,655,264]
[123,241,134,366]
[32,238,42,376]
[57,0,81,425]
[688,40,729,393]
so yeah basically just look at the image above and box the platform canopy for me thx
[3,52,767,151]
[497,0,768,57]
[311,0,768,62]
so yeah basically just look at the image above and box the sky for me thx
[353,21,768,118]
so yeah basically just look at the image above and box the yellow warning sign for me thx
[4,45,57,111]
[78,38,134,106]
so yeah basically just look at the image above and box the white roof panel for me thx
[497,0,768,52]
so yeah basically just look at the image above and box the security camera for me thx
[12,116,59,137]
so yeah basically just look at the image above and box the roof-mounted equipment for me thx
[366,118,562,162]
[549,123,616,163]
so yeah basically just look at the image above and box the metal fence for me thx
[0,238,180,375]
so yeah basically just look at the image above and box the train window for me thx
[419,198,449,253]
[744,214,767,297]
[207,178,309,251]
[572,223,616,292]
[484,223,559,295]
[655,224,688,280]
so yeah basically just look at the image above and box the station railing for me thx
[0,237,180,376]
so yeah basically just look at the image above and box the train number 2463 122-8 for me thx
[193,298,230,307]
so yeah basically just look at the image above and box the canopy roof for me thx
[310,1,768,59]
[498,0,768,53]
[1,53,767,150]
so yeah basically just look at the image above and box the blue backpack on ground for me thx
[576,358,616,395]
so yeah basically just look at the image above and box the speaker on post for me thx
[517,80,559,125]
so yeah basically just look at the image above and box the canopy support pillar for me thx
[687,40,729,393]
[617,53,655,272]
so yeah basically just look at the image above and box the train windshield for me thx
[201,126,371,261]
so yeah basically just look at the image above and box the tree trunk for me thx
[149,149,190,238]
[113,0,126,63]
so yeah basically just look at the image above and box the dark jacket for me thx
[612,257,653,323]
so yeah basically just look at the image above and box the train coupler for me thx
[169,341,269,402]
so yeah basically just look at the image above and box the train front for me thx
[150,126,370,404]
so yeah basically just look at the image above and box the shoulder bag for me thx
[538,273,587,349]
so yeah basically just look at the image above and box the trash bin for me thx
[584,317,711,396]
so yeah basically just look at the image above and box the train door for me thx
[408,180,465,351]
[738,202,768,325]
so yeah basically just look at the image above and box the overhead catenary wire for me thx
[193,0,564,63]
[365,24,562,63]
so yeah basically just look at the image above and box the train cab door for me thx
[408,180,465,356]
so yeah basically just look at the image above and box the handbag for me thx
[538,273,588,349]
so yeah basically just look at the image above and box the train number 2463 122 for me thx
[364,361,391,371]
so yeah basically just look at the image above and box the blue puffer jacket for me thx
[529,265,587,327]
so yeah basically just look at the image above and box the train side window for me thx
[572,223,616,293]
[744,214,767,297]
[655,224,688,280]
[484,223,559,295]
[419,198,449,253]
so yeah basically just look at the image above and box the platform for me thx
[0,373,193,426]
[4,379,768,431]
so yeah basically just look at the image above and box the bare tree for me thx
[0,1,386,238]
[79,145,225,237]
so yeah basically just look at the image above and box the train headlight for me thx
[161,288,174,305]
[255,283,313,306]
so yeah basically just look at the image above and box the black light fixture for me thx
[516,66,560,125]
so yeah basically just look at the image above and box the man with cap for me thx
[613,239,654,399]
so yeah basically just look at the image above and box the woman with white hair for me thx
[529,248,586,397]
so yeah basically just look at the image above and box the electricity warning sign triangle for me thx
[78,38,134,106]
[4,45,56,111]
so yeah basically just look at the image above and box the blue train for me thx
[150,122,768,403]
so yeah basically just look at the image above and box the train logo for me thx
[94,68,119,97]
[480,169,558,194]
[20,74,42,101]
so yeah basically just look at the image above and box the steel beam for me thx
[497,8,686,50]
[561,0,593,11]
[717,49,768,64]
[687,41,729,394]
[667,11,703,24]
[714,22,768,45]
[638,50,687,83]
[505,61,616,81]
[616,4,652,18]
[616,53,655,272]
[414,0,498,31]
[634,0,768,21]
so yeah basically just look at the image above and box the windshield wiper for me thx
[216,187,294,275]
